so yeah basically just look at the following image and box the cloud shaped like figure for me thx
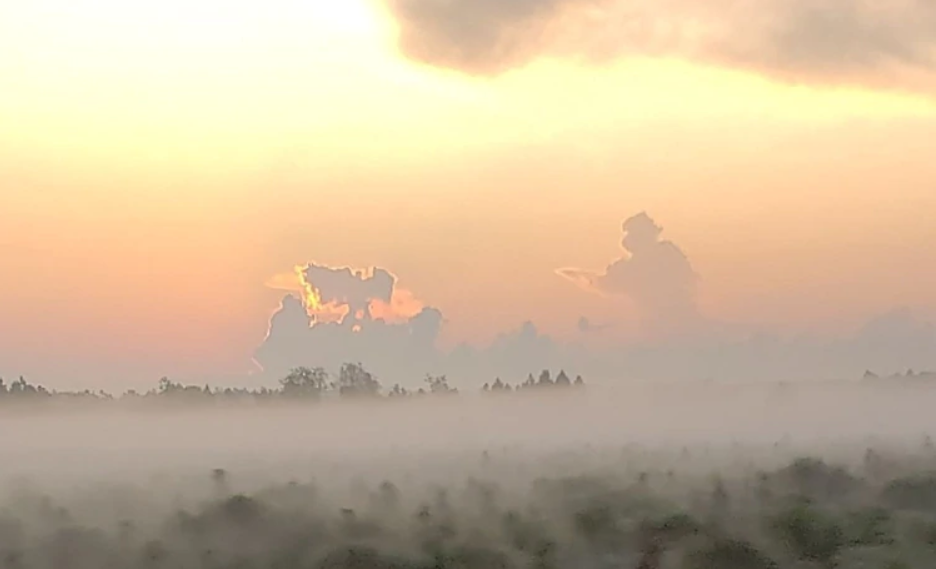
[558,212,702,337]
[386,0,936,93]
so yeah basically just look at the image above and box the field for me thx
[2,380,936,568]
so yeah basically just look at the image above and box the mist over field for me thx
[4,379,936,472]
[2,380,936,568]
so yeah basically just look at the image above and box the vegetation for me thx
[0,364,585,407]
[4,451,936,568]
[5,366,936,567]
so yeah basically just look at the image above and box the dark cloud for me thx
[558,212,702,337]
[387,0,601,75]
[386,0,936,92]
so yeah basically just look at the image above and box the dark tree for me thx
[280,367,329,399]
[388,384,408,398]
[157,377,180,395]
[425,374,457,395]
[337,363,381,398]
[555,370,571,387]
[7,377,47,398]
[537,370,553,387]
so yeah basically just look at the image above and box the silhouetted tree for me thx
[7,377,47,398]
[555,370,571,387]
[0,360,597,407]
[336,363,381,398]
[425,374,457,395]
[152,377,207,401]
[280,367,329,399]
[388,384,409,398]
[537,370,553,387]
[157,377,179,395]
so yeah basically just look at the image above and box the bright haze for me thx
[2,0,936,391]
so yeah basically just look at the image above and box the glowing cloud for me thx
[296,265,324,312]
[266,262,427,326]
[369,288,426,324]
[256,262,444,382]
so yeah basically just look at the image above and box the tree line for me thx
[0,363,585,405]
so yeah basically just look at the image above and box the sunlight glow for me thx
[295,265,323,313]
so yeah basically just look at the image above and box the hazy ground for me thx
[2,379,936,568]
[3,380,934,480]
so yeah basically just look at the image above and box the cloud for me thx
[386,0,936,92]
[251,242,936,391]
[256,262,581,387]
[257,262,442,383]
[387,0,591,75]
[255,292,446,383]
[266,263,425,326]
[369,287,427,324]
[303,264,394,315]
[256,292,936,389]
[558,212,701,337]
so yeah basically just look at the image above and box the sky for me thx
[2,0,936,390]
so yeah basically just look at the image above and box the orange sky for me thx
[2,0,936,386]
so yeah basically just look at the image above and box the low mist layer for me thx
[1,379,936,567]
